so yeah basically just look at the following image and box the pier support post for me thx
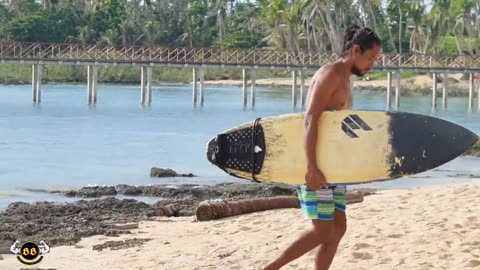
[192,68,198,108]
[300,70,305,107]
[395,72,401,109]
[386,71,392,110]
[32,64,37,103]
[37,64,42,103]
[87,65,98,105]
[478,77,480,112]
[242,69,247,108]
[140,66,152,105]
[250,69,256,108]
[292,70,297,108]
[199,68,205,107]
[146,66,152,105]
[432,73,437,111]
[32,64,42,103]
[442,72,448,110]
[141,66,146,104]
[469,73,474,112]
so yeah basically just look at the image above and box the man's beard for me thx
[351,64,364,77]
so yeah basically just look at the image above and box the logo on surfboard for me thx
[341,115,372,138]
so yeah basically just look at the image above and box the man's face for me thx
[350,44,381,77]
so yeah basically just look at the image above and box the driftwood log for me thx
[346,190,364,204]
[153,203,182,217]
[196,191,365,221]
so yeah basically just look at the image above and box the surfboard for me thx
[205,110,479,185]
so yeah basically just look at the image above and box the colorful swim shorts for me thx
[296,185,347,220]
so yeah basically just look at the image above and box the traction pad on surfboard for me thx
[214,122,266,175]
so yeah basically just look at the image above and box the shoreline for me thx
[202,73,478,97]
[0,180,478,269]
[1,170,479,246]
[0,146,478,211]
[0,181,376,255]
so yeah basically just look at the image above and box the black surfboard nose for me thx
[388,112,479,178]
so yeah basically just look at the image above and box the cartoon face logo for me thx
[10,240,50,265]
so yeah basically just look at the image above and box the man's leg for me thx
[314,210,347,270]
[263,219,334,270]
[315,186,348,270]
[263,186,336,270]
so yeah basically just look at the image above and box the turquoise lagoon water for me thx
[0,83,478,209]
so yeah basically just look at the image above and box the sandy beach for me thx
[1,180,479,270]
[203,73,477,96]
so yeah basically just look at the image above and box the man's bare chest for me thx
[329,84,352,109]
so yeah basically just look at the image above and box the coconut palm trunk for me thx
[196,191,365,221]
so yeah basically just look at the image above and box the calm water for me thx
[0,82,478,209]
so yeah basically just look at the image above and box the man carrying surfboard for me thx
[264,25,381,270]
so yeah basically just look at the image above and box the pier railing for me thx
[1,41,478,111]
[1,41,480,71]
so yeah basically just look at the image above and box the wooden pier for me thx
[0,41,479,111]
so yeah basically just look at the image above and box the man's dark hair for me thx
[341,24,381,56]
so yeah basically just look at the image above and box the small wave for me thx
[0,191,27,198]
[21,188,52,194]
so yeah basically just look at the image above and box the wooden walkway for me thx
[1,41,480,72]
[0,41,478,111]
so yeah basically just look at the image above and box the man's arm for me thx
[304,68,338,172]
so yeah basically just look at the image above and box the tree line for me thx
[0,0,478,55]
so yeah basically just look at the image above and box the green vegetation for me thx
[0,63,307,84]
[0,0,478,83]
[1,0,478,54]
[366,71,417,81]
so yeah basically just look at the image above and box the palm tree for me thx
[405,0,427,53]
[207,0,228,44]
[425,0,452,54]
[284,0,304,52]
[259,0,289,49]
[136,20,160,46]
[98,29,120,46]
[451,0,478,54]
[315,0,350,54]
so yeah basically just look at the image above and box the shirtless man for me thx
[264,25,381,270]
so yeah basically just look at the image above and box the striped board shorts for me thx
[296,185,347,220]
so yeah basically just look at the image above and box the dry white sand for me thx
[1,180,480,270]
[203,73,475,94]
[203,78,305,87]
